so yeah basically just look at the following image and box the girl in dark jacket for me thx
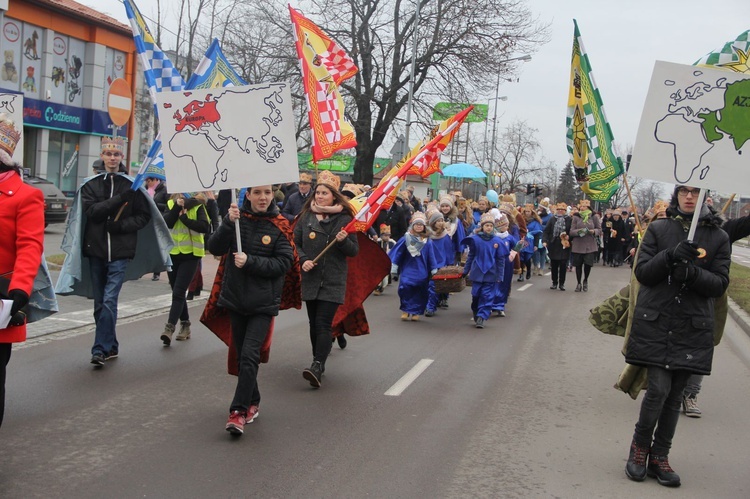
[207,186,295,435]
[293,171,358,388]
[623,185,730,487]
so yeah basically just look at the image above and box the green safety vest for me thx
[167,199,206,257]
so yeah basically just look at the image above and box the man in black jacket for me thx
[624,185,730,487]
[81,137,151,367]
[280,172,313,222]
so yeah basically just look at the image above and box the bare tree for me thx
[494,120,543,194]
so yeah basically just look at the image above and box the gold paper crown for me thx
[652,200,669,215]
[0,114,21,159]
[316,170,341,191]
[480,213,495,226]
[555,202,568,210]
[299,172,312,183]
[101,136,125,153]
[379,224,391,234]
[578,199,591,208]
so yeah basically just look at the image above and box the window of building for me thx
[47,130,80,197]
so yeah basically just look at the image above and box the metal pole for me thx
[403,0,421,152]
[489,73,500,190]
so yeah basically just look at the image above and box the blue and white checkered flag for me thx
[123,0,185,112]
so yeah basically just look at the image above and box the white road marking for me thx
[385,359,434,396]
[518,283,533,291]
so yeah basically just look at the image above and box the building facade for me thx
[0,0,138,197]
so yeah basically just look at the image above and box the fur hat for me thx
[480,212,495,226]
[0,113,21,165]
[299,172,312,183]
[101,136,125,155]
[578,199,591,208]
[316,170,341,191]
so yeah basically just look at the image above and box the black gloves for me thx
[119,189,136,204]
[8,289,29,316]
[668,240,699,263]
[671,261,698,285]
[106,220,123,234]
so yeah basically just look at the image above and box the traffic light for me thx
[526,183,534,195]
[535,186,543,197]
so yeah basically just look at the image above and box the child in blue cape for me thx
[390,212,438,321]
[461,212,507,328]
[492,212,519,317]
[520,204,544,281]
[425,207,454,317]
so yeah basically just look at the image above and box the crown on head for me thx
[101,136,126,153]
[0,114,21,159]
[316,170,341,191]
[380,224,391,234]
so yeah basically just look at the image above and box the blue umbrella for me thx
[441,162,487,179]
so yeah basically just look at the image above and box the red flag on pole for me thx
[289,5,358,162]
[344,106,474,233]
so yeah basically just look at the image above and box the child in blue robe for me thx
[461,213,507,328]
[390,212,438,321]
[425,207,454,316]
[492,213,519,317]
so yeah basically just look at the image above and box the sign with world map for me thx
[630,61,750,193]
[156,82,298,193]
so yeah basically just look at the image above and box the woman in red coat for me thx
[0,115,45,427]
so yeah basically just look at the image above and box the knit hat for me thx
[101,136,125,154]
[439,195,453,207]
[480,212,495,226]
[0,113,21,165]
[498,202,515,216]
[495,212,509,228]
[426,207,443,226]
[299,172,312,183]
[410,212,426,227]
[316,170,341,191]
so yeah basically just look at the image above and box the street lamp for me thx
[487,54,532,190]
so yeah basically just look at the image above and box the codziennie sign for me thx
[22,97,127,135]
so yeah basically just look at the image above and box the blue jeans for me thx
[533,247,547,271]
[633,366,690,455]
[89,257,129,356]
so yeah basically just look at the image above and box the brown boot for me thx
[160,323,175,346]
[176,320,191,341]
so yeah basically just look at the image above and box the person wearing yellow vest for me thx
[160,192,211,345]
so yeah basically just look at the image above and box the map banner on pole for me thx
[630,61,750,194]
[156,82,298,193]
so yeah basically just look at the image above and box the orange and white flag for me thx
[289,5,358,162]
[403,110,470,177]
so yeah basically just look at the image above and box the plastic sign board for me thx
[107,78,133,127]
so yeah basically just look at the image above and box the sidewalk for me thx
[27,256,220,340]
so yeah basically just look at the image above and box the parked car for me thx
[23,175,69,227]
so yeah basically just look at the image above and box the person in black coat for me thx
[281,173,313,222]
[623,185,730,487]
[206,185,294,436]
[542,202,572,290]
[608,212,626,267]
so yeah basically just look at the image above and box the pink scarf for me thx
[0,170,16,183]
[310,201,343,220]
[147,179,160,198]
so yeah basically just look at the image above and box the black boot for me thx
[625,440,649,482]
[647,453,681,487]
[303,361,323,388]
[337,335,347,349]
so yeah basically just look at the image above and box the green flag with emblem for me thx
[565,19,623,202]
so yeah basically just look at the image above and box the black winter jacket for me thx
[294,210,358,304]
[625,208,730,374]
[81,173,151,261]
[542,214,572,261]
[206,200,293,316]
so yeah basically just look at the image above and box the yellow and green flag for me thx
[565,19,623,202]
[694,29,750,74]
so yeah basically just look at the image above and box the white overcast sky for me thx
[86,0,749,184]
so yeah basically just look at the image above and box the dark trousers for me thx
[0,343,11,427]
[229,311,271,413]
[633,366,691,455]
[549,259,567,287]
[166,255,200,325]
[305,300,340,365]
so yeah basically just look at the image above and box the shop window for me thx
[47,130,80,197]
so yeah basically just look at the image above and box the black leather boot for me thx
[647,453,681,487]
[625,440,649,482]
[303,361,323,388]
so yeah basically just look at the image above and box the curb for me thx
[728,297,750,339]
[24,293,210,344]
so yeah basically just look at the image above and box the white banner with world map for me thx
[155,82,299,193]
[630,61,750,194]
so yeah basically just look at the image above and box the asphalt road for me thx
[3,264,750,498]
